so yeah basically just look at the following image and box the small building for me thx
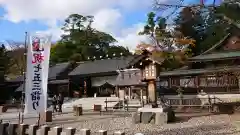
[115,68,147,100]
[159,24,240,101]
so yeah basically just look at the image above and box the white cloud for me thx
[92,8,123,35]
[0,0,156,51]
[116,23,149,51]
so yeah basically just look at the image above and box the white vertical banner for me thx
[24,32,52,114]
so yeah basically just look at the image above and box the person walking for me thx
[52,95,57,113]
[57,93,64,113]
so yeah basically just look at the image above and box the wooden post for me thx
[237,75,240,92]
[98,130,107,135]
[126,99,129,111]
[147,80,156,104]
[19,124,29,135]
[68,77,70,97]
[0,123,8,135]
[80,129,90,135]
[64,127,76,135]
[169,78,172,88]
[28,124,38,135]
[37,113,40,126]
[8,123,18,135]
[115,86,118,97]
[37,125,50,135]
[105,98,107,112]
[48,126,62,135]
[128,87,131,100]
[140,88,143,106]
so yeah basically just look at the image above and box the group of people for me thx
[52,93,64,113]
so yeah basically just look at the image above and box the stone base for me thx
[132,112,140,124]
[132,105,175,125]
[141,112,155,124]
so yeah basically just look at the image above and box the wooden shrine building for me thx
[159,25,240,98]
[68,56,139,97]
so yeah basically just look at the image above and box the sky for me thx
[0,0,220,51]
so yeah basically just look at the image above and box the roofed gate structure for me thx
[159,24,240,104]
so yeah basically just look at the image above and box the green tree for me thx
[51,14,131,63]
[4,41,28,79]
[138,12,193,70]
[173,2,240,56]
[139,12,173,51]
[0,44,9,82]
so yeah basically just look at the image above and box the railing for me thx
[0,123,144,135]
[159,95,214,107]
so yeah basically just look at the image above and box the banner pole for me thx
[21,32,28,123]
[37,113,40,126]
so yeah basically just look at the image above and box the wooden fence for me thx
[0,123,144,135]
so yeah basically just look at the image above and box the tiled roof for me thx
[188,51,240,62]
[159,65,240,77]
[48,62,71,80]
[10,62,71,82]
[68,56,136,76]
[8,76,24,83]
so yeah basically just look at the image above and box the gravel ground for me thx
[56,113,239,135]
[2,110,240,135]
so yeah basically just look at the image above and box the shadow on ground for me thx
[128,124,240,135]
[173,112,218,123]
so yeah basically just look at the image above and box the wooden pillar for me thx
[128,87,131,99]
[237,76,240,92]
[148,80,156,104]
[115,86,118,97]
[68,78,70,97]
[169,78,172,88]
[140,88,144,106]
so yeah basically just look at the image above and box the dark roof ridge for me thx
[200,49,240,55]
[201,33,231,55]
